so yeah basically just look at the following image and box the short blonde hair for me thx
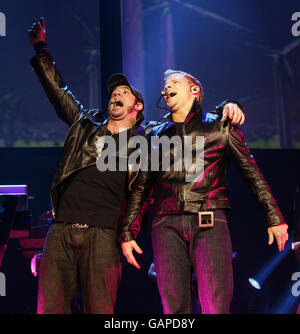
[164,69,204,104]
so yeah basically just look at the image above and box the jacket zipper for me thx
[175,122,186,203]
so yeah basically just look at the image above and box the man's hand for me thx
[221,103,245,125]
[28,17,46,45]
[121,240,143,269]
[268,224,289,252]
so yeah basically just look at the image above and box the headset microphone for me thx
[156,91,170,111]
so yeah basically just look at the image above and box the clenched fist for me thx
[28,17,46,45]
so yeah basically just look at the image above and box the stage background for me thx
[0,0,299,148]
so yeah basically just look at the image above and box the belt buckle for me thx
[71,223,89,229]
[198,211,214,228]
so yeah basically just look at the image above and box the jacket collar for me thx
[129,114,145,136]
[90,112,145,139]
[85,109,107,125]
[165,98,202,124]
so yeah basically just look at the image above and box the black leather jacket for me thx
[30,52,247,227]
[30,53,149,218]
[120,100,286,242]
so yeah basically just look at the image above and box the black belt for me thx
[51,219,90,229]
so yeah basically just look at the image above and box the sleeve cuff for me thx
[120,231,134,242]
[33,41,49,55]
[216,99,245,115]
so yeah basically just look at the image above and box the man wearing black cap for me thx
[28,18,244,314]
[28,19,146,314]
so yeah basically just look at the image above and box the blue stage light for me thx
[248,239,292,291]
[248,278,261,290]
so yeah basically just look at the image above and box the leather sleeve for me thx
[119,124,161,242]
[119,169,155,242]
[226,122,286,227]
[30,53,85,126]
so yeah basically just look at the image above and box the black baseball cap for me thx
[107,73,144,110]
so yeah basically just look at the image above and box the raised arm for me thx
[28,18,85,126]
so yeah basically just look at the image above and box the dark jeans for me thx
[37,223,122,314]
[151,210,233,314]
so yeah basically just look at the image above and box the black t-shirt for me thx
[56,130,128,228]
